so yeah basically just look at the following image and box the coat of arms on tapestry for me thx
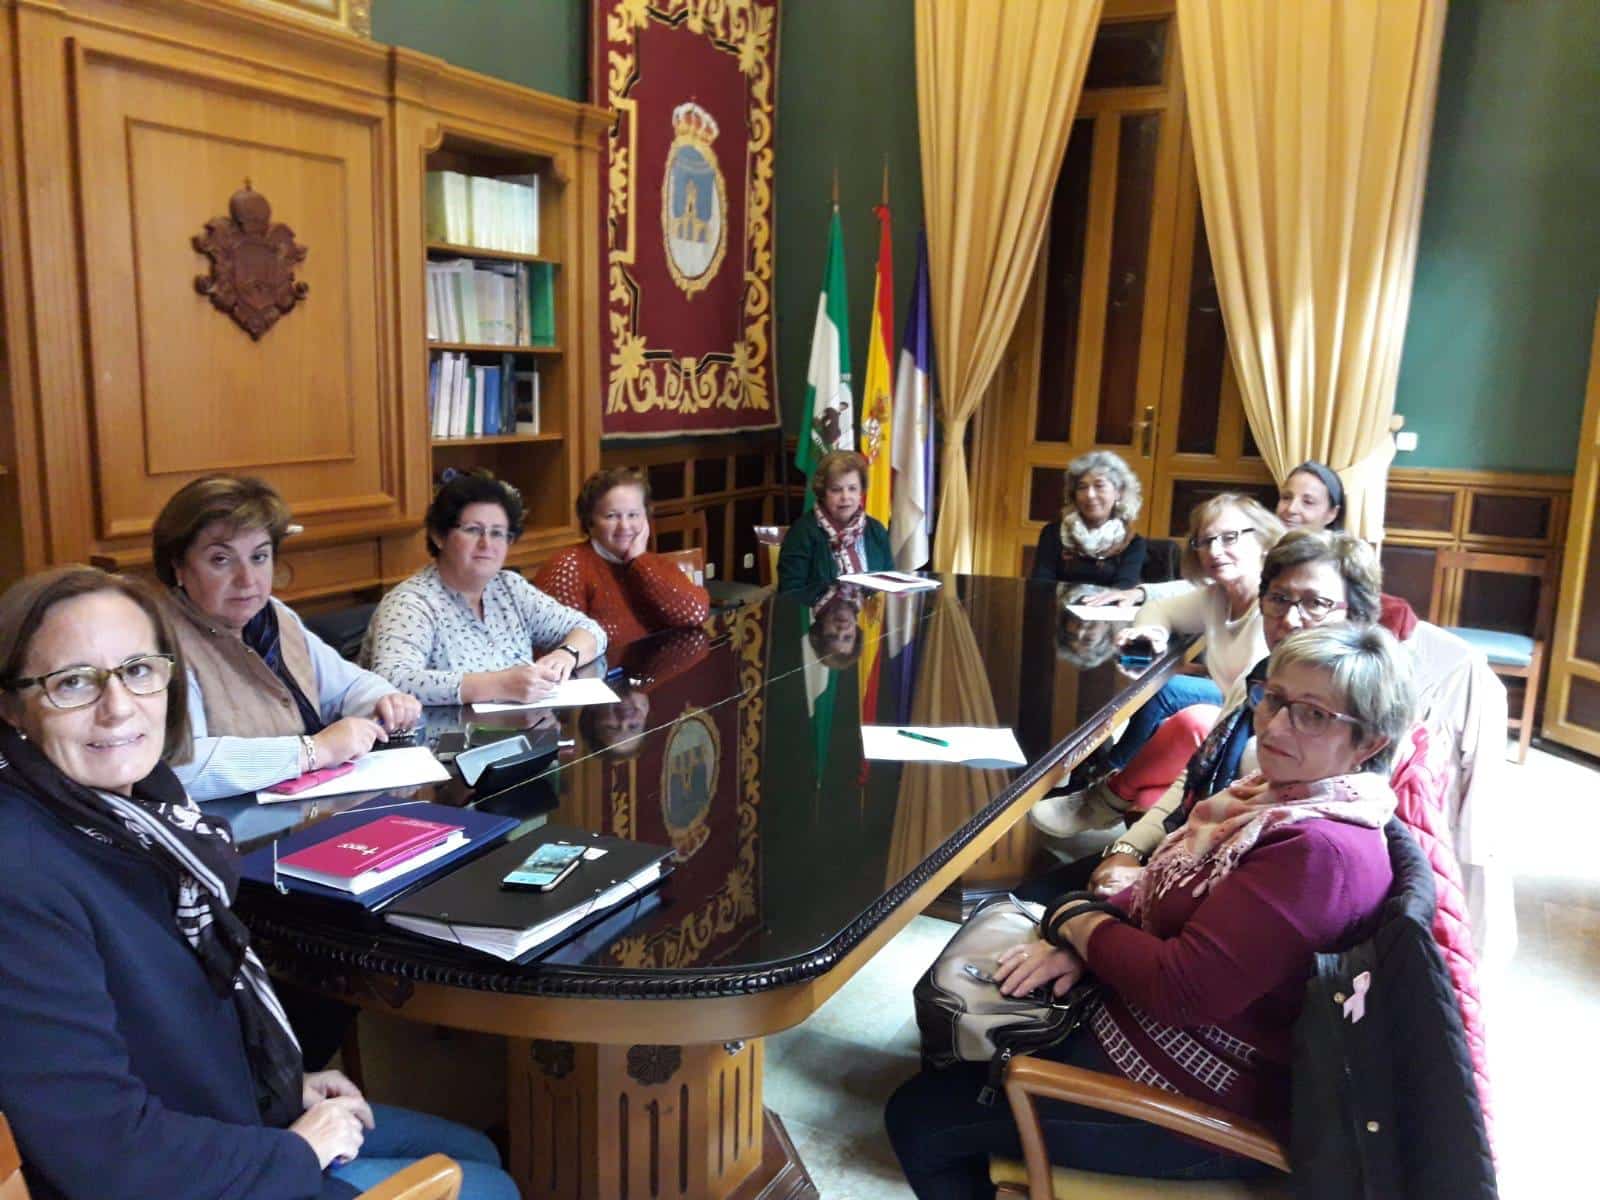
[592,0,780,437]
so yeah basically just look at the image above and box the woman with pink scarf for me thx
[885,624,1413,1196]
[776,450,893,603]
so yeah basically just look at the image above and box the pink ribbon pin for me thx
[1341,971,1371,1023]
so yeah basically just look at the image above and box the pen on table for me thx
[897,728,950,748]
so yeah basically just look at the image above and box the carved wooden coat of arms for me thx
[193,182,309,339]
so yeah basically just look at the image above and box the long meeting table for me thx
[230,575,1188,1199]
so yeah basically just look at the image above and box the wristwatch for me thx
[1102,839,1145,862]
[559,644,582,667]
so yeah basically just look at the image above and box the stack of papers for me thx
[860,725,1027,769]
[256,746,450,804]
[837,571,942,593]
[1063,603,1140,621]
[471,677,621,713]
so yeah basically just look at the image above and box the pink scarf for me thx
[1130,770,1396,921]
[817,506,867,576]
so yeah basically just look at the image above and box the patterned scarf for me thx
[0,724,304,1127]
[1059,511,1129,561]
[816,505,868,576]
[1132,768,1396,922]
[242,602,324,735]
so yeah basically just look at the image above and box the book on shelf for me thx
[426,170,539,256]
[384,826,673,961]
[426,259,549,347]
[428,353,522,440]
[238,799,519,911]
[275,814,466,895]
[514,369,540,434]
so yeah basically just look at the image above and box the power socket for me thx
[742,552,754,569]
[1395,431,1418,452]
[706,562,717,579]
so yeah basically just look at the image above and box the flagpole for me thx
[882,155,889,207]
[832,164,840,209]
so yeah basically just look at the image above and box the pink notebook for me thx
[276,814,466,893]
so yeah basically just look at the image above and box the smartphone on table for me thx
[500,841,586,891]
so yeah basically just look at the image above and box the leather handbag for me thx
[913,894,1104,1104]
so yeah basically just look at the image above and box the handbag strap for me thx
[1041,890,1132,949]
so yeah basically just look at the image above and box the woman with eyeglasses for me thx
[0,567,519,1200]
[149,476,424,802]
[363,471,606,707]
[886,622,1412,1195]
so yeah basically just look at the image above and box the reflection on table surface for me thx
[232,575,1181,997]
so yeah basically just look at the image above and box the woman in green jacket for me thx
[777,450,893,602]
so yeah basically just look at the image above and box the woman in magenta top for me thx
[885,624,1413,1196]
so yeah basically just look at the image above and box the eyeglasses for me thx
[454,524,513,543]
[1259,590,1347,622]
[1189,528,1256,553]
[1249,681,1363,738]
[9,654,176,711]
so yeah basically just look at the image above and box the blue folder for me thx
[238,797,518,911]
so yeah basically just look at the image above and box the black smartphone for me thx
[372,725,422,750]
[500,841,586,891]
[430,731,469,762]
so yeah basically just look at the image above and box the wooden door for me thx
[1544,299,1600,756]
[972,3,1275,576]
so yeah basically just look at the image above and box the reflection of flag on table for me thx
[862,204,895,528]
[891,232,935,570]
[796,208,852,511]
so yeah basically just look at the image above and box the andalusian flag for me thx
[861,204,895,526]
[890,232,935,570]
[796,208,853,510]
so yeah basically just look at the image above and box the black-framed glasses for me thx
[454,523,513,543]
[1248,681,1363,737]
[9,653,176,710]
[1189,528,1256,553]
[1259,590,1347,622]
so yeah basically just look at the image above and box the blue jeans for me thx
[1106,673,1222,771]
[329,1104,518,1199]
[884,1029,1275,1198]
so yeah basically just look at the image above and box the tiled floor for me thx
[766,743,1600,1198]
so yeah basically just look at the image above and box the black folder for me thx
[384,825,672,961]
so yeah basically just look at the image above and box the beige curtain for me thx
[916,0,1103,571]
[1179,0,1446,540]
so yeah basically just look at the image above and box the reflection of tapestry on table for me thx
[592,0,780,437]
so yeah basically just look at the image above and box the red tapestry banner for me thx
[592,0,781,437]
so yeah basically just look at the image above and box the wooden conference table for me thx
[233,576,1185,1199]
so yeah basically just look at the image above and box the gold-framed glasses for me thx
[8,653,176,710]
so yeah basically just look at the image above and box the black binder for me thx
[384,825,672,961]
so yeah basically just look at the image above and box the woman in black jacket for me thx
[1029,451,1147,588]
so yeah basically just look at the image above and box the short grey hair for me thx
[1260,530,1382,625]
[1266,624,1415,773]
[1063,451,1141,524]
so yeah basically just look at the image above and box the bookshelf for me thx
[394,51,607,576]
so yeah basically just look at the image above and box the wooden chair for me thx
[649,508,708,556]
[0,1111,462,1200]
[1140,537,1184,585]
[1429,548,1557,762]
[658,545,707,587]
[754,524,786,589]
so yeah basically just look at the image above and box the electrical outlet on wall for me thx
[706,562,716,579]
[1395,431,1419,452]
[742,552,754,569]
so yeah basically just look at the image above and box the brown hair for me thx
[1260,529,1382,625]
[809,450,869,505]
[151,476,293,586]
[575,467,651,534]
[1177,493,1284,584]
[0,566,192,763]
[424,470,525,557]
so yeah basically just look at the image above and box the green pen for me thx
[897,728,950,748]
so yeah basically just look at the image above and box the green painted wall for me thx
[373,0,586,99]
[773,0,924,440]
[1393,0,1600,472]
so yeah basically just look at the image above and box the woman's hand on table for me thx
[994,939,1084,999]
[312,717,386,767]
[1086,587,1144,607]
[372,692,422,734]
[468,664,559,704]
[1114,624,1169,655]
[1089,854,1144,897]
[291,1092,373,1170]
[532,648,577,684]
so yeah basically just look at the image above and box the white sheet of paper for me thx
[470,676,622,713]
[1064,604,1141,621]
[860,725,1027,769]
[837,571,942,594]
[256,745,450,804]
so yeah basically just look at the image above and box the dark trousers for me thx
[884,1028,1276,1199]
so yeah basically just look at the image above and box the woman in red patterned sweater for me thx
[534,467,710,649]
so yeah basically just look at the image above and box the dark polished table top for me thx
[233,576,1184,1003]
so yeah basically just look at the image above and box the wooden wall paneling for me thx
[0,1,37,581]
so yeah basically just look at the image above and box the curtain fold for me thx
[916,0,1103,571]
[1178,0,1446,540]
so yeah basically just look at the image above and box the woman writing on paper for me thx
[364,471,606,706]
[151,476,423,802]
[0,566,518,1199]
[777,450,894,602]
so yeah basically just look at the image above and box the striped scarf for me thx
[0,723,304,1127]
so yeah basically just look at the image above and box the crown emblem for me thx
[671,102,720,147]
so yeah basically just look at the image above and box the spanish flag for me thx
[861,203,895,527]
